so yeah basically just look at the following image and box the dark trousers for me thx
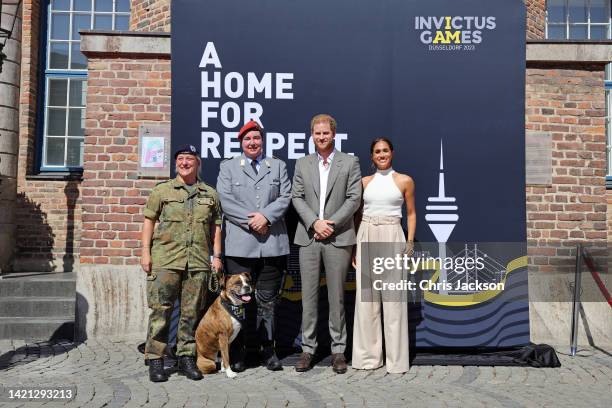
[225,256,286,351]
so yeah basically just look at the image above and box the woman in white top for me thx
[351,138,416,373]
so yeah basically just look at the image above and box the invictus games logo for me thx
[415,16,496,51]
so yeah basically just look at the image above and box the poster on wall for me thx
[138,124,171,177]
[172,0,528,348]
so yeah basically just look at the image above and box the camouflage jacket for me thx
[144,177,222,271]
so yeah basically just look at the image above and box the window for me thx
[546,0,611,40]
[41,0,130,170]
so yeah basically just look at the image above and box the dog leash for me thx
[208,270,221,294]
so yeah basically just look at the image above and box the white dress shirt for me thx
[317,150,335,219]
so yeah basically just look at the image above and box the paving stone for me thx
[0,341,611,407]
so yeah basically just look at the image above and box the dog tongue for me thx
[241,295,252,302]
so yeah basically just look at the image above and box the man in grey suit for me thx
[217,120,291,371]
[292,114,362,373]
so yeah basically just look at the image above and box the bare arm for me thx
[403,176,416,242]
[354,175,373,234]
[351,176,369,268]
[211,224,223,272]
[141,218,155,274]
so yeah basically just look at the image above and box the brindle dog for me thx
[195,272,252,378]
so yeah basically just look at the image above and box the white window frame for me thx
[40,0,130,171]
[545,0,612,40]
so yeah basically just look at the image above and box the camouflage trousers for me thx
[145,267,208,360]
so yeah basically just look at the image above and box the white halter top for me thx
[363,168,403,217]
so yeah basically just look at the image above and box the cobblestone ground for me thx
[0,339,610,407]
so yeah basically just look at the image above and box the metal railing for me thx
[570,244,612,356]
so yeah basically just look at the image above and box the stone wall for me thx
[0,0,22,272]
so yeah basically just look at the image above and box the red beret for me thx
[237,120,262,140]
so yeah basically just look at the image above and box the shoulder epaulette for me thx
[155,179,172,187]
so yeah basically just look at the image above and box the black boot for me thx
[148,358,168,382]
[255,290,281,371]
[230,333,247,372]
[262,346,282,371]
[178,356,203,380]
[230,346,247,372]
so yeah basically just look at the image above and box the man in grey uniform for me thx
[217,120,292,371]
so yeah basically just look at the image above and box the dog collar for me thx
[221,298,246,322]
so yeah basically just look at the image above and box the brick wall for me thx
[130,0,170,32]
[608,191,612,240]
[14,0,172,271]
[14,0,83,272]
[18,0,39,177]
[526,0,545,40]
[15,180,81,271]
[525,65,607,273]
[14,0,170,272]
[80,58,170,266]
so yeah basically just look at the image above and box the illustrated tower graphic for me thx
[425,140,459,294]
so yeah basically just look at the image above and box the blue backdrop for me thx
[172,0,528,348]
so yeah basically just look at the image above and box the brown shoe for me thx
[295,352,313,372]
[331,353,347,374]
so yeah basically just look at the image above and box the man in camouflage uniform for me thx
[141,144,223,382]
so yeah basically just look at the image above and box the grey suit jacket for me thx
[291,150,362,247]
[217,154,291,257]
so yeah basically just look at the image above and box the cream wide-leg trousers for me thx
[352,215,410,373]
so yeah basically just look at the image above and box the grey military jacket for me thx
[217,154,291,257]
